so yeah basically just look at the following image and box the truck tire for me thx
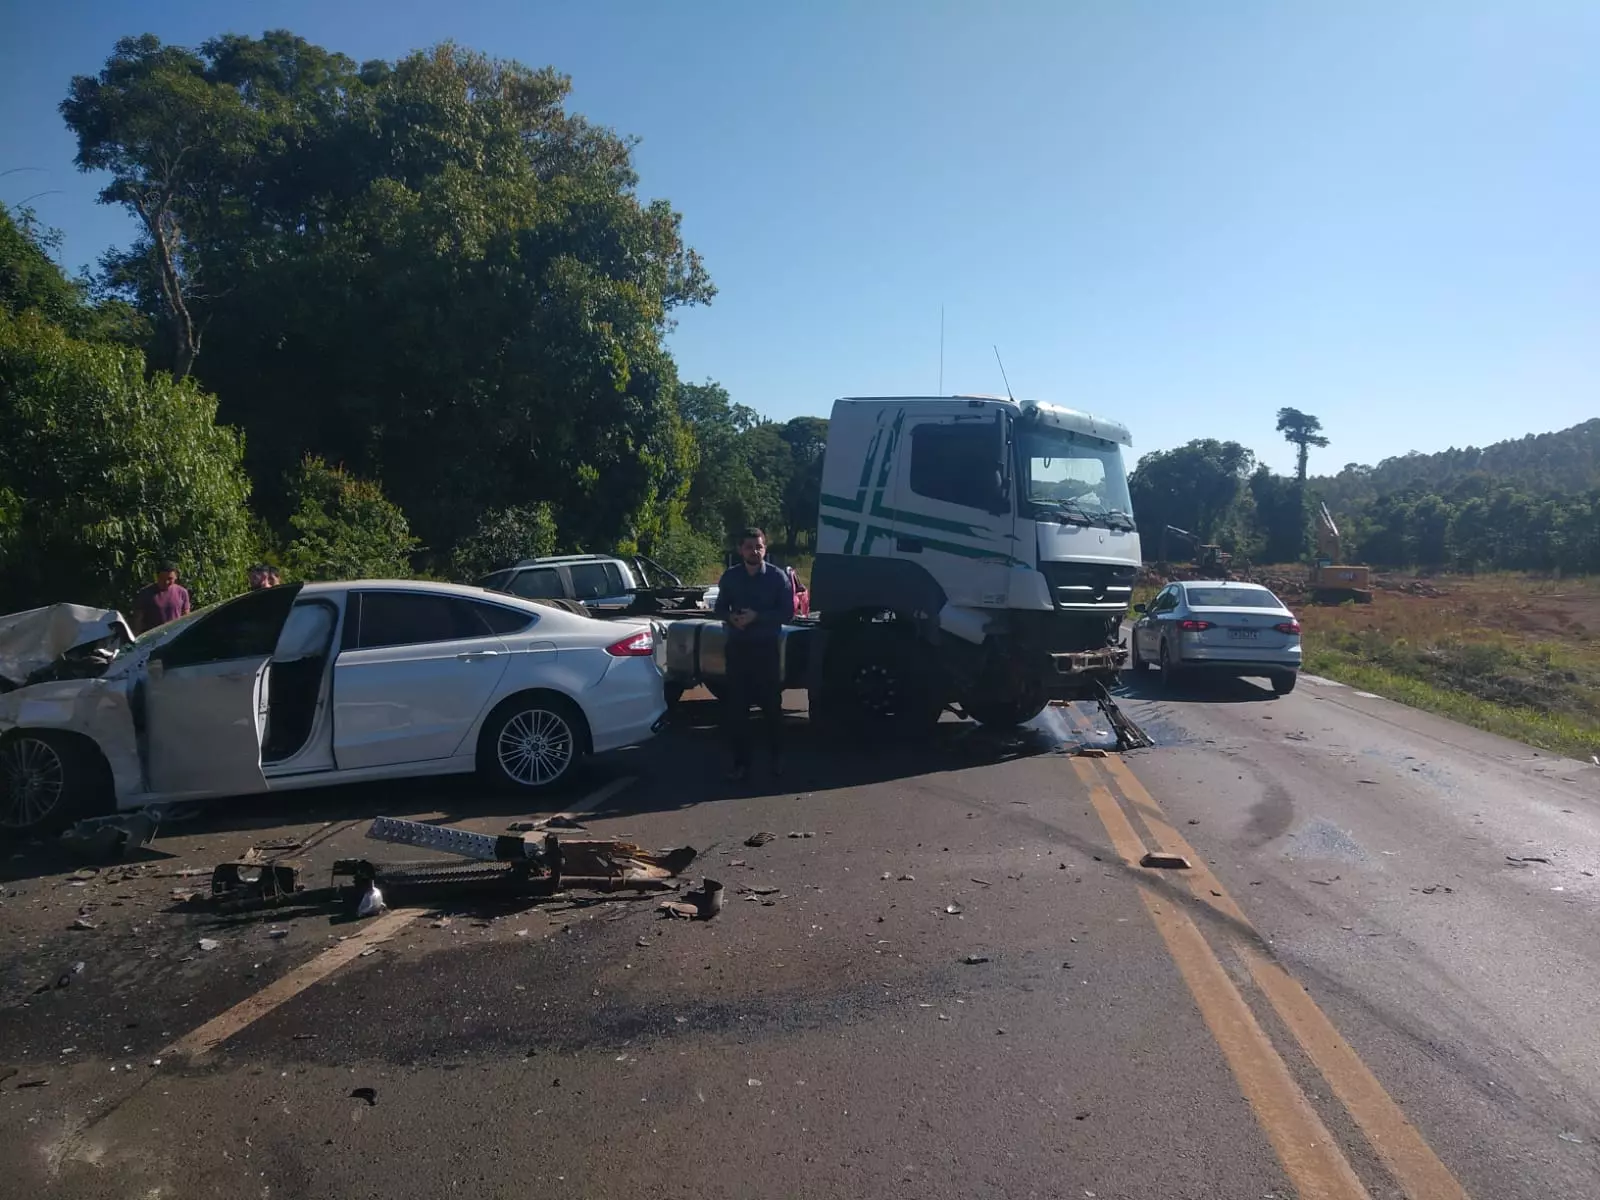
[818,628,943,736]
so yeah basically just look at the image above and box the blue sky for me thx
[4,1,1597,476]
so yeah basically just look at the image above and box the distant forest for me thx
[1131,416,1600,574]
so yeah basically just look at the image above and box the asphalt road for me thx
[2,676,1598,1199]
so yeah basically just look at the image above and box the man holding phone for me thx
[713,527,796,780]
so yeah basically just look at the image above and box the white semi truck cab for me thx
[806,395,1140,728]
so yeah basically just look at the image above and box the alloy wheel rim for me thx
[497,709,574,786]
[0,737,65,829]
[854,662,898,717]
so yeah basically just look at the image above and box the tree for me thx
[0,308,257,611]
[281,456,418,581]
[779,416,829,553]
[449,504,558,581]
[1249,468,1307,563]
[1276,407,1330,483]
[1,207,144,344]
[69,33,713,558]
[1128,440,1256,555]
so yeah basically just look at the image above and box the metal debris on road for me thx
[197,938,220,952]
[961,954,991,965]
[1075,748,1108,759]
[744,885,780,896]
[897,873,915,881]
[59,810,161,863]
[1507,855,1550,864]
[210,861,302,912]
[745,832,777,847]
[266,928,288,940]
[944,904,963,915]
[507,815,588,832]
[350,1087,378,1106]
[657,900,698,919]
[1139,852,1192,870]
[69,916,97,930]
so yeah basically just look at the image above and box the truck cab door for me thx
[884,405,1017,609]
[142,586,301,798]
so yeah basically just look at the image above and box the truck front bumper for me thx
[1045,646,1128,698]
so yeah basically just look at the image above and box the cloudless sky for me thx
[4,1,1597,475]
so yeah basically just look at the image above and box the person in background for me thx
[129,563,192,635]
[713,527,795,780]
[248,563,281,591]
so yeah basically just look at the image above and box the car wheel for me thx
[1271,671,1298,696]
[478,694,588,790]
[1158,641,1179,690]
[1127,631,1145,673]
[0,731,104,833]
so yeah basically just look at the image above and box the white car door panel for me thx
[332,590,524,770]
[333,639,511,768]
[145,655,273,796]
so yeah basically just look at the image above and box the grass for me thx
[1297,573,1600,760]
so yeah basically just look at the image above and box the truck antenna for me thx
[938,304,945,395]
[993,345,1014,402]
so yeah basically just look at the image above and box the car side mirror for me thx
[1132,603,1147,615]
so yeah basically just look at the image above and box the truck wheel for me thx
[0,731,107,834]
[961,695,1049,729]
[822,632,943,735]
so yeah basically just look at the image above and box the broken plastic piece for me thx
[357,885,387,916]
[1139,852,1192,870]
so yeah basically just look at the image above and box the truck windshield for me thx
[1018,427,1133,528]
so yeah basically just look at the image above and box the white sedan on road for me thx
[1127,580,1303,694]
[0,581,668,831]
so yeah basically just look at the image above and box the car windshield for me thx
[1185,586,1283,609]
[1019,427,1133,528]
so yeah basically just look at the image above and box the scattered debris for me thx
[357,884,387,917]
[897,873,915,881]
[944,904,963,915]
[507,815,588,833]
[747,1078,762,1087]
[744,885,780,896]
[266,928,289,940]
[211,861,302,912]
[659,879,724,920]
[59,810,160,863]
[787,831,815,839]
[1420,884,1453,895]
[16,1079,49,1089]
[197,938,220,952]
[961,954,991,965]
[971,878,992,887]
[657,900,698,919]
[880,872,893,880]
[350,1087,378,1106]
[1075,748,1108,759]
[1559,1132,1584,1145]
[1140,852,1191,870]
[70,867,99,881]
[745,831,776,847]
[1507,855,1550,864]
[68,916,98,931]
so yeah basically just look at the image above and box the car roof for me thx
[511,554,621,567]
[300,579,537,605]
[1179,580,1273,591]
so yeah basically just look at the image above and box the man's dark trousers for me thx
[723,637,783,767]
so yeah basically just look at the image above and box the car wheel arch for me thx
[0,727,115,830]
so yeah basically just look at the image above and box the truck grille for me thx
[1038,562,1137,612]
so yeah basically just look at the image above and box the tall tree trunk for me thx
[134,195,200,380]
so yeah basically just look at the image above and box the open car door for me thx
[142,586,301,798]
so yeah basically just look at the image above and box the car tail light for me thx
[605,628,655,657]
[1274,620,1301,635]
[1177,619,1212,632]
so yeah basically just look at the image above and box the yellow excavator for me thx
[1311,503,1373,604]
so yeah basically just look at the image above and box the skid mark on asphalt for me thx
[163,775,637,1062]
[1074,753,1472,1200]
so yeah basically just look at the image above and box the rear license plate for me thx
[1228,629,1259,640]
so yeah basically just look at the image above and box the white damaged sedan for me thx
[0,581,668,831]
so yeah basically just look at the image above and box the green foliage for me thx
[68,32,713,558]
[0,309,257,611]
[648,515,724,583]
[281,456,419,581]
[1,208,146,345]
[1275,407,1329,483]
[1129,440,1255,556]
[449,504,558,581]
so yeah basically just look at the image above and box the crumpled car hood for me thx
[0,604,134,691]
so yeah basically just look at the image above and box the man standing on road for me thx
[713,527,795,781]
[129,563,192,635]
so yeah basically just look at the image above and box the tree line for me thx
[1,31,822,614]
[1130,406,1600,575]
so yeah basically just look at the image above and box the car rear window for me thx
[470,601,535,635]
[507,568,562,600]
[1184,586,1282,609]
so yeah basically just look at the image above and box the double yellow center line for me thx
[1072,751,1470,1200]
